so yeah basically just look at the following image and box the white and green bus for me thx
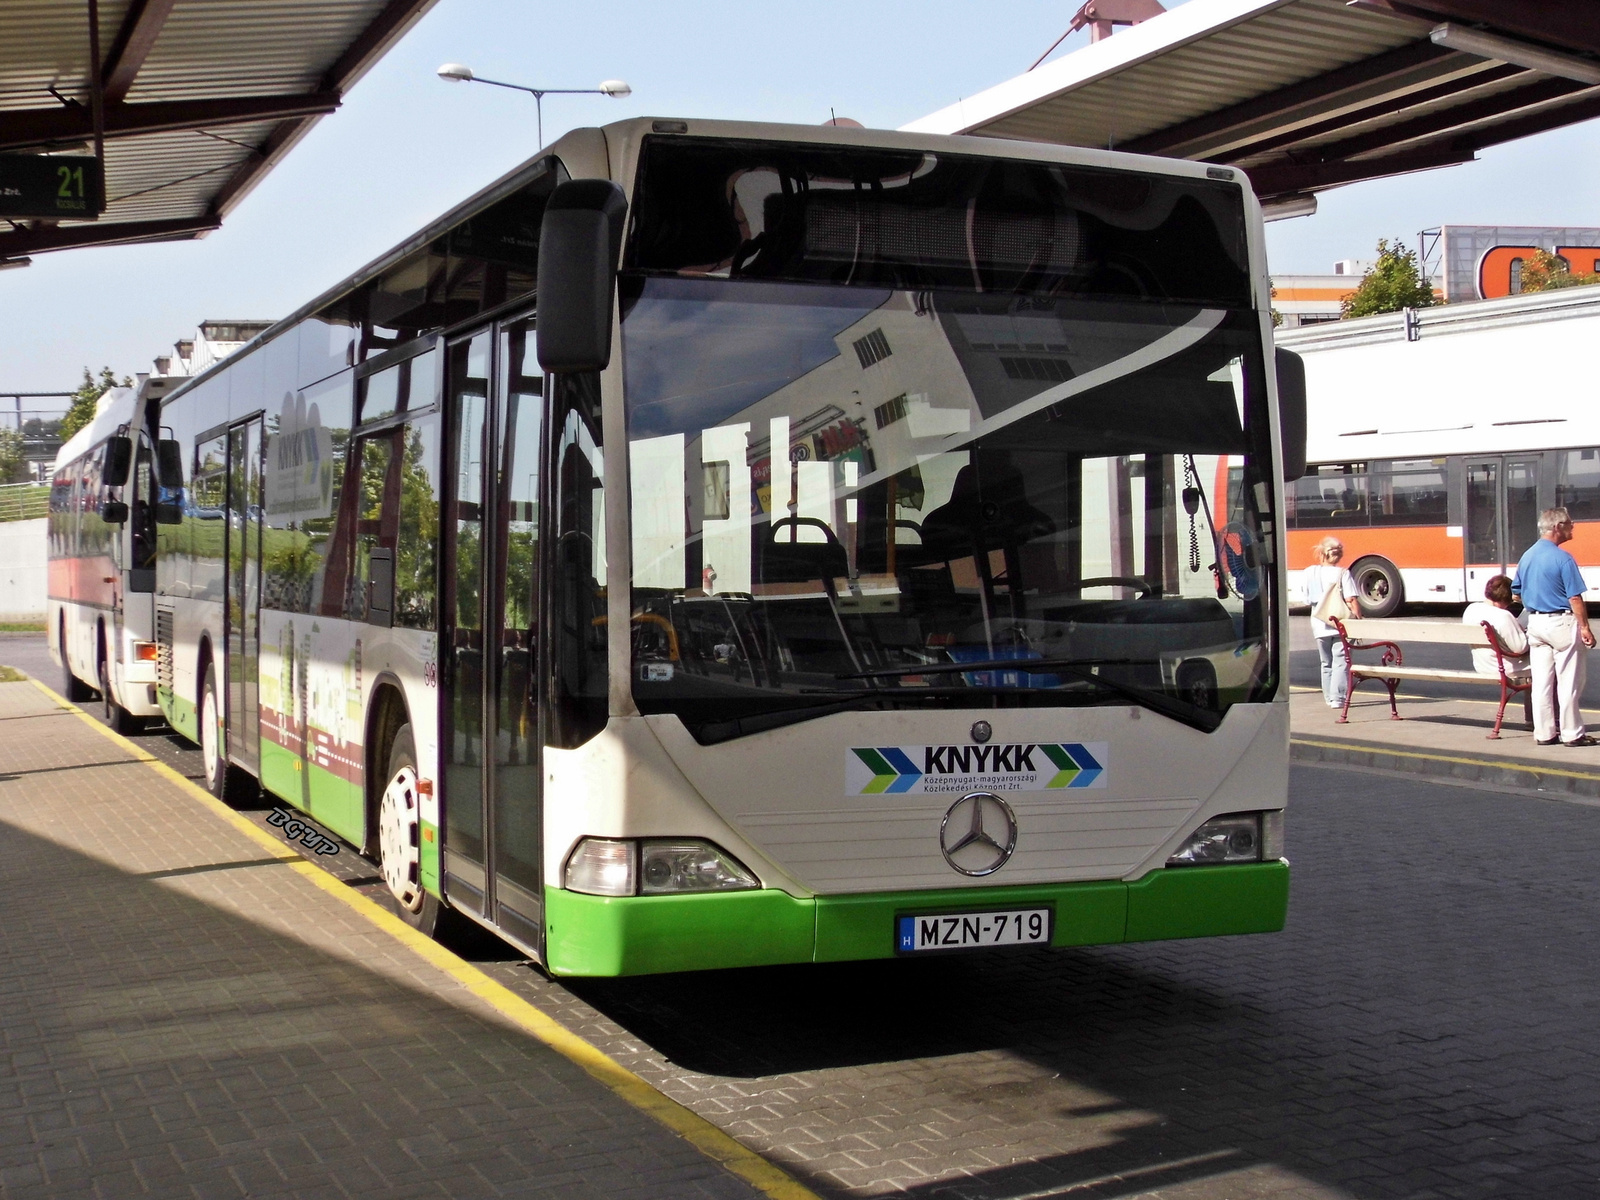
[145,117,1303,975]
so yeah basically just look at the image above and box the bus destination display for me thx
[0,154,104,219]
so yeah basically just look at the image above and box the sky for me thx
[4,0,1598,395]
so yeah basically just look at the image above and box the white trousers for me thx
[1526,611,1588,743]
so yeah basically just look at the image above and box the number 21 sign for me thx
[0,155,104,219]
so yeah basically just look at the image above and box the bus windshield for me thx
[621,145,1275,742]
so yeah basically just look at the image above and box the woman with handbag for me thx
[1303,536,1361,709]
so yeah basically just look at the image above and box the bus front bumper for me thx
[542,861,1289,977]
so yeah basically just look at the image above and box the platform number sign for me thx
[0,154,104,219]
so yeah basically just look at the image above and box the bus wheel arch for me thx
[96,620,142,734]
[59,612,93,702]
[375,720,443,935]
[1350,555,1404,618]
[363,680,410,856]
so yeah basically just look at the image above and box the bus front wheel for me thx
[1351,556,1403,618]
[378,725,441,936]
[199,662,259,806]
[59,618,93,703]
[99,653,144,736]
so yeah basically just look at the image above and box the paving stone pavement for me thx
[0,681,767,1200]
[475,766,1600,1200]
[8,641,1600,1199]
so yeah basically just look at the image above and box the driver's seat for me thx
[920,460,1054,554]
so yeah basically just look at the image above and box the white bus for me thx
[1280,287,1600,615]
[141,118,1301,975]
[49,376,179,732]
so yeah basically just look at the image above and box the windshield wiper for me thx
[838,657,1222,732]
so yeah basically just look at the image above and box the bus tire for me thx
[59,617,93,703]
[377,724,441,936]
[1350,556,1403,618]
[99,651,145,736]
[197,660,257,804]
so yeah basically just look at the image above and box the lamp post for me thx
[436,64,631,147]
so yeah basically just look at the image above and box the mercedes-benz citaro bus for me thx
[147,118,1306,975]
[49,375,180,733]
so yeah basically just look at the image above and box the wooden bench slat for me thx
[1341,619,1493,647]
[1352,667,1505,683]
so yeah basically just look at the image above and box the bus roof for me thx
[54,388,137,469]
[156,115,1263,411]
[1281,285,1600,463]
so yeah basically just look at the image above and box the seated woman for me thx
[1463,575,1530,680]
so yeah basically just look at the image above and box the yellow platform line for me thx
[1291,733,1600,784]
[26,677,820,1200]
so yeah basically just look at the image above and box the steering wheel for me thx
[1078,575,1153,598]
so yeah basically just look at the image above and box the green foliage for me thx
[60,366,132,441]
[1340,239,1438,319]
[0,427,25,484]
[1519,248,1600,293]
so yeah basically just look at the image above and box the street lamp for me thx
[436,64,632,147]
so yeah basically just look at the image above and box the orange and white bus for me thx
[1278,286,1600,616]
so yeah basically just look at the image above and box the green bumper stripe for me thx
[1124,860,1290,941]
[544,888,816,977]
[542,862,1290,977]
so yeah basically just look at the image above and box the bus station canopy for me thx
[905,0,1600,214]
[0,0,438,264]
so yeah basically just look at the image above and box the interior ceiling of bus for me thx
[905,0,1600,213]
[0,0,439,265]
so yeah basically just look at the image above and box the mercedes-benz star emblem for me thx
[939,792,1018,877]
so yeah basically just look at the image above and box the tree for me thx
[1518,248,1600,293]
[0,427,24,484]
[1340,238,1438,318]
[59,366,132,441]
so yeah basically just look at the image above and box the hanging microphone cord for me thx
[1183,457,1202,573]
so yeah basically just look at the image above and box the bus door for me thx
[225,418,264,773]
[441,315,546,951]
[1464,455,1542,599]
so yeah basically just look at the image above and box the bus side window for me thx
[347,433,398,622]
[392,416,441,629]
[550,373,607,748]
[342,417,442,629]
[129,438,157,591]
[1557,449,1600,521]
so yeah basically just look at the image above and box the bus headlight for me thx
[564,838,635,896]
[1166,813,1262,866]
[639,840,757,895]
[564,837,760,896]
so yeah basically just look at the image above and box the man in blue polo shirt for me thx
[1512,507,1596,747]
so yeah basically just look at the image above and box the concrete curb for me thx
[1292,734,1600,799]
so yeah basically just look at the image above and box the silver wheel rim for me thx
[200,683,221,789]
[379,764,423,912]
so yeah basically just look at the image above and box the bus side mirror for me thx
[100,499,129,524]
[155,496,183,525]
[156,439,184,488]
[102,436,133,487]
[536,179,628,374]
[1275,347,1307,482]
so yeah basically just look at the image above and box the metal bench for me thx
[1330,617,1532,739]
